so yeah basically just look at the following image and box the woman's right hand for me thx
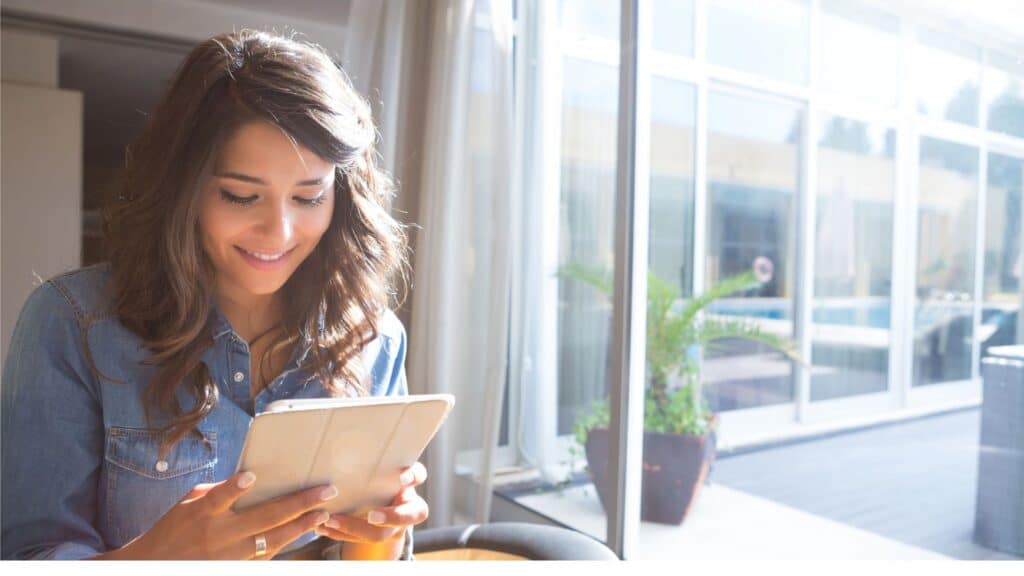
[94,471,336,560]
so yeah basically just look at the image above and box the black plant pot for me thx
[583,417,717,525]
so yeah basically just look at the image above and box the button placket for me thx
[227,334,251,405]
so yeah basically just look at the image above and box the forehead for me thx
[216,121,333,176]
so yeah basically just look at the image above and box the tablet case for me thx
[232,394,454,518]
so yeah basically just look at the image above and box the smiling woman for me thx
[199,122,337,341]
[0,29,425,561]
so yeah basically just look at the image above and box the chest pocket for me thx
[104,426,218,546]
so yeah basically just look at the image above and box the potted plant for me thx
[560,264,798,525]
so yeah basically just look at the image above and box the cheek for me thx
[303,204,334,241]
[198,200,244,253]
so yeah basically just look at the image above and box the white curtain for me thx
[341,0,408,174]
[403,0,516,528]
[343,0,516,529]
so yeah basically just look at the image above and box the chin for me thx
[235,271,291,295]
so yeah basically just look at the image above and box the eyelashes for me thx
[219,189,327,207]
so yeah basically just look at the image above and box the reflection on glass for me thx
[704,89,801,411]
[818,0,899,109]
[558,57,618,435]
[653,0,694,57]
[913,137,978,386]
[985,52,1024,139]
[913,30,981,126]
[812,115,894,401]
[560,0,619,42]
[982,153,1023,353]
[708,0,809,86]
[649,77,696,295]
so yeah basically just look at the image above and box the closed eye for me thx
[220,189,256,205]
[219,189,327,207]
[297,192,327,207]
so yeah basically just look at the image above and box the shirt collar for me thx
[208,298,325,367]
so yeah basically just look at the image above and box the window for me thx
[818,0,900,110]
[707,0,809,85]
[913,29,981,127]
[503,0,1024,560]
[812,115,895,401]
[704,89,801,411]
[913,137,978,387]
[985,51,1024,139]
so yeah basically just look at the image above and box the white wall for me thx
[1,30,83,369]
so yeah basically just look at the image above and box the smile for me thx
[235,246,295,268]
[237,247,291,261]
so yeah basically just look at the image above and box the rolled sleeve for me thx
[1,281,106,560]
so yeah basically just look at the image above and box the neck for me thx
[214,285,285,345]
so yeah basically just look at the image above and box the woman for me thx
[0,29,426,560]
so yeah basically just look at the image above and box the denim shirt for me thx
[1,263,414,560]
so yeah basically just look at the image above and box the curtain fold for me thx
[344,0,516,530]
[342,0,408,174]
[405,0,516,528]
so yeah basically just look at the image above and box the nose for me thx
[256,199,295,248]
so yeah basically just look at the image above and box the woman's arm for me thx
[1,282,106,559]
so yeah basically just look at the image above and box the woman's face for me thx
[199,120,336,303]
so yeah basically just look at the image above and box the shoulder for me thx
[363,307,406,367]
[14,263,111,331]
[35,262,115,323]
[361,308,407,397]
[377,307,407,353]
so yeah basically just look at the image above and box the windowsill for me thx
[508,482,950,560]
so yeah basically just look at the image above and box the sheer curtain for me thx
[341,0,408,174]
[344,0,515,530]
[403,0,516,528]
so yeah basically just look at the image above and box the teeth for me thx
[240,247,288,261]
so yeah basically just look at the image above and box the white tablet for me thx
[231,393,455,518]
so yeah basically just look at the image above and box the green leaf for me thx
[560,264,798,440]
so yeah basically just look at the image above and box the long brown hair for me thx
[98,29,408,456]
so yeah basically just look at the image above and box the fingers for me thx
[316,514,402,543]
[234,483,339,536]
[315,523,382,544]
[367,496,429,528]
[235,508,331,560]
[399,462,428,487]
[179,482,219,505]
[198,471,258,514]
[317,490,427,542]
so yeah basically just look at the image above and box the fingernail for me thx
[325,518,341,529]
[237,471,256,489]
[319,485,338,501]
[315,511,330,525]
[367,511,386,525]
[400,470,414,485]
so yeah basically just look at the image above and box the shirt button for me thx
[233,371,245,383]
[155,460,169,473]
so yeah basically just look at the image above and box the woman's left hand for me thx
[314,462,429,556]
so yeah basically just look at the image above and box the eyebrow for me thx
[215,171,328,186]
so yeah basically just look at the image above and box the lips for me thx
[234,245,295,269]
[236,246,293,261]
